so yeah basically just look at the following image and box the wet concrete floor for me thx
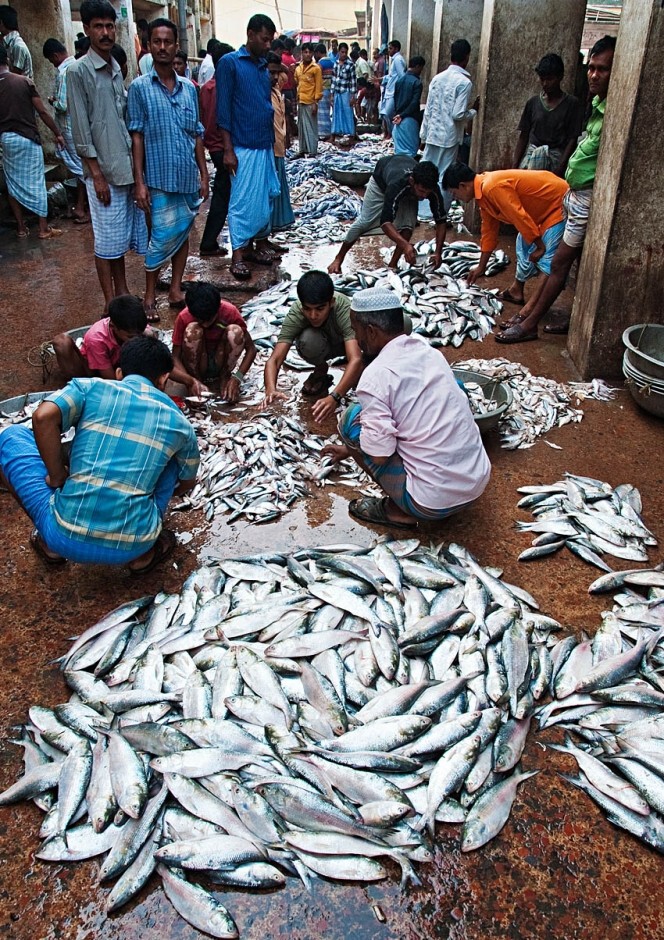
[1,206,663,940]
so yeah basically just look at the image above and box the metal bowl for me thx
[622,352,664,418]
[622,324,664,381]
[330,168,372,187]
[453,368,513,433]
[0,391,50,414]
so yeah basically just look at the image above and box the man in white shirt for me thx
[420,38,479,217]
[380,38,406,137]
[197,38,218,85]
[322,288,491,528]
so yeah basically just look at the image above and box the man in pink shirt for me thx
[52,294,148,379]
[322,287,490,528]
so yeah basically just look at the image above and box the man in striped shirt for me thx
[0,336,199,573]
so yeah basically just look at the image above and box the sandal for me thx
[38,227,63,240]
[302,372,333,397]
[243,249,276,266]
[72,214,91,225]
[498,314,526,331]
[543,315,570,335]
[497,289,525,306]
[128,529,176,576]
[230,261,252,281]
[17,227,30,238]
[168,299,186,311]
[144,303,160,323]
[199,245,228,257]
[494,323,539,344]
[30,528,67,566]
[349,497,415,530]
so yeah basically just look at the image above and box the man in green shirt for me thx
[496,35,616,344]
[263,270,363,423]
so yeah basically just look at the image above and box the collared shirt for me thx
[565,95,605,191]
[199,77,224,154]
[216,46,274,150]
[372,154,446,226]
[52,55,77,136]
[384,51,406,99]
[420,63,476,148]
[278,292,353,344]
[0,71,40,142]
[3,31,32,78]
[331,59,357,96]
[358,334,490,509]
[474,169,569,252]
[67,50,134,186]
[355,57,372,81]
[271,85,287,158]
[47,375,199,551]
[127,68,204,194]
[197,53,215,86]
[295,60,323,105]
[394,71,423,121]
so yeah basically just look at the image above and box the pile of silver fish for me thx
[536,566,664,854]
[516,474,657,570]
[285,137,391,189]
[383,240,509,279]
[289,178,362,222]
[455,357,618,450]
[1,537,563,937]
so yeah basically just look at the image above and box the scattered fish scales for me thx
[2,537,561,935]
[516,475,657,569]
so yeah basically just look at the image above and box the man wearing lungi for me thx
[321,288,490,529]
[68,0,148,313]
[127,17,209,318]
[330,43,357,142]
[0,46,64,240]
[294,42,322,158]
[0,5,32,78]
[217,14,280,281]
[392,56,425,157]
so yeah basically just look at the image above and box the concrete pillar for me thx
[109,0,138,77]
[390,0,409,47]
[12,0,75,99]
[568,0,664,379]
[408,0,435,88]
[431,0,484,80]
[466,0,585,227]
[371,0,383,51]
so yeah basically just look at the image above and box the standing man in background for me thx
[392,56,425,157]
[420,39,478,219]
[198,42,234,257]
[380,39,406,137]
[0,6,32,78]
[330,43,357,142]
[197,37,218,86]
[294,42,322,158]
[313,43,334,140]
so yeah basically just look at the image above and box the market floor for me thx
[0,207,663,940]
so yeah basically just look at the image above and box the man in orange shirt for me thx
[294,42,322,157]
[443,162,568,341]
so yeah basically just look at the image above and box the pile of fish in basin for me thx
[6,523,664,937]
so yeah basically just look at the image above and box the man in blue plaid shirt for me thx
[330,43,357,141]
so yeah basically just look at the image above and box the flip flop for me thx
[38,227,63,240]
[128,529,176,576]
[72,215,91,225]
[243,249,276,266]
[230,261,251,281]
[301,372,333,397]
[543,317,570,335]
[498,314,526,331]
[144,303,160,323]
[349,496,415,530]
[17,228,29,238]
[30,528,67,566]
[494,323,539,344]
[497,289,525,306]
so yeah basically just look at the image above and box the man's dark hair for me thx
[185,281,221,322]
[535,53,564,78]
[409,55,425,69]
[442,161,476,190]
[357,76,369,88]
[338,42,349,52]
[148,17,177,41]
[0,6,19,31]
[248,14,276,35]
[206,37,218,53]
[297,271,335,306]
[412,160,440,191]
[389,39,401,51]
[120,336,173,382]
[354,306,404,335]
[0,46,7,67]
[271,39,285,51]
[112,44,127,67]
[360,49,368,59]
[197,47,206,57]
[43,38,67,58]
[136,18,149,31]
[108,295,147,332]
[212,42,233,67]
[74,36,90,56]
[174,50,187,63]
[283,37,295,51]
[589,35,617,58]
[266,51,283,67]
[80,0,116,26]
[314,43,327,55]
[450,39,471,63]
[301,42,314,53]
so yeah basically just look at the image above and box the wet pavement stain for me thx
[1,206,664,939]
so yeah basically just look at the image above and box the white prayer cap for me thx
[350,287,402,313]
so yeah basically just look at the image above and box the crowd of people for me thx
[0,3,617,570]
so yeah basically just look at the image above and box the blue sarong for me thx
[515,220,565,281]
[227,146,281,251]
[86,179,148,260]
[57,128,84,181]
[318,88,332,137]
[145,190,202,272]
[1,131,47,217]
[271,156,294,232]
[392,117,420,157]
[332,91,355,136]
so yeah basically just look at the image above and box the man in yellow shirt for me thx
[294,42,323,157]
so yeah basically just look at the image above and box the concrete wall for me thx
[431,0,484,80]
[8,0,75,99]
[408,0,435,88]
[568,0,664,379]
[390,0,409,45]
[302,0,358,33]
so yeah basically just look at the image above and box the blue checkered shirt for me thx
[331,60,357,96]
[47,375,199,552]
[127,69,204,193]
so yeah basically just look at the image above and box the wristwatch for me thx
[330,390,342,404]
[231,369,244,383]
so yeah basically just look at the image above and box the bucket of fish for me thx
[0,390,50,417]
[453,368,512,433]
[622,323,664,381]
[330,168,372,187]
[622,353,664,419]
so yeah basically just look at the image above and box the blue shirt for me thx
[216,46,273,150]
[48,375,199,552]
[127,69,204,194]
